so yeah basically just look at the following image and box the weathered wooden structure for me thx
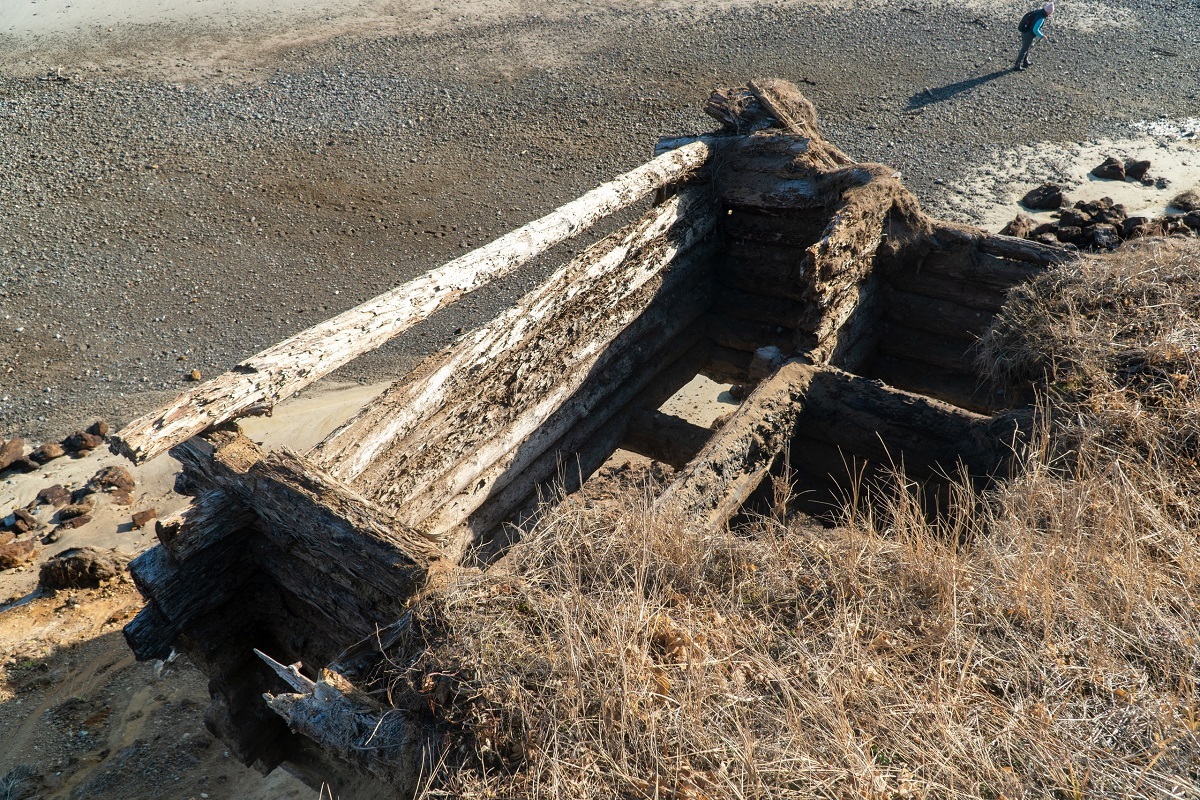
[117,81,1069,797]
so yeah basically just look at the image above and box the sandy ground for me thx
[0,379,391,798]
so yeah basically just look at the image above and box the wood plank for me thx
[882,288,998,339]
[311,186,713,483]
[885,267,1009,312]
[876,321,977,373]
[111,141,713,464]
[978,233,1073,266]
[653,360,818,530]
[128,538,256,628]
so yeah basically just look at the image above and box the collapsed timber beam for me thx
[111,140,712,464]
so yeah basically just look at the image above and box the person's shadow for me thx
[907,70,1011,110]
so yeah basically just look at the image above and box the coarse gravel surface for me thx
[3,0,1199,441]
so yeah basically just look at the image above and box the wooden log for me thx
[123,601,179,661]
[886,266,1009,312]
[882,287,998,339]
[823,274,883,372]
[978,233,1073,266]
[312,186,713,484]
[715,288,804,329]
[653,360,818,530]
[335,218,714,530]
[717,177,824,211]
[413,263,714,548]
[621,408,713,469]
[128,538,256,628]
[154,488,255,563]
[439,319,710,556]
[111,141,713,464]
[918,249,1045,294]
[705,313,794,354]
[869,354,1009,413]
[238,447,442,593]
[876,321,977,373]
[722,208,826,248]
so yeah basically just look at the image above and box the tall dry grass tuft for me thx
[379,240,1200,799]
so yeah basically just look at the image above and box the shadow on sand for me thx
[907,69,1012,110]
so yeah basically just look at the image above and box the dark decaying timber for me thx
[118,81,1071,799]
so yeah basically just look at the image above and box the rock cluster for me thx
[1090,156,1163,186]
[1,434,150,573]
[0,421,111,479]
[1005,197,1200,252]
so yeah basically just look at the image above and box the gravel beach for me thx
[3,0,1199,440]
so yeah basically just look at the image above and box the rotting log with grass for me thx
[119,82,1200,798]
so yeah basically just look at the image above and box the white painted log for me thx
[112,141,712,464]
[311,187,712,483]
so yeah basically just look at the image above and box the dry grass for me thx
[378,240,1200,799]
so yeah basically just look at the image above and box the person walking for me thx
[1015,2,1054,71]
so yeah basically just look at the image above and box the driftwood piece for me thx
[978,233,1072,266]
[312,186,713,484]
[123,601,178,661]
[653,360,817,530]
[111,141,712,464]
[622,408,713,469]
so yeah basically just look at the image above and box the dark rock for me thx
[0,540,37,570]
[1090,224,1120,250]
[55,514,92,531]
[1121,217,1150,238]
[1031,222,1059,238]
[63,431,104,453]
[39,547,129,590]
[1170,190,1200,212]
[1184,211,1200,231]
[187,369,202,382]
[1093,204,1128,226]
[31,442,66,464]
[1059,209,1091,227]
[59,499,95,521]
[1033,232,1060,246]
[1020,183,1063,210]
[0,438,25,472]
[110,490,134,506]
[1124,159,1151,181]
[6,458,39,474]
[41,529,62,544]
[1055,226,1085,245]
[86,421,110,438]
[13,509,38,533]
[1091,156,1125,180]
[1156,177,1171,190]
[89,465,135,493]
[1000,213,1037,238]
[37,485,72,507]
[131,508,158,529]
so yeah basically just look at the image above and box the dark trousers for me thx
[1015,31,1037,68]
